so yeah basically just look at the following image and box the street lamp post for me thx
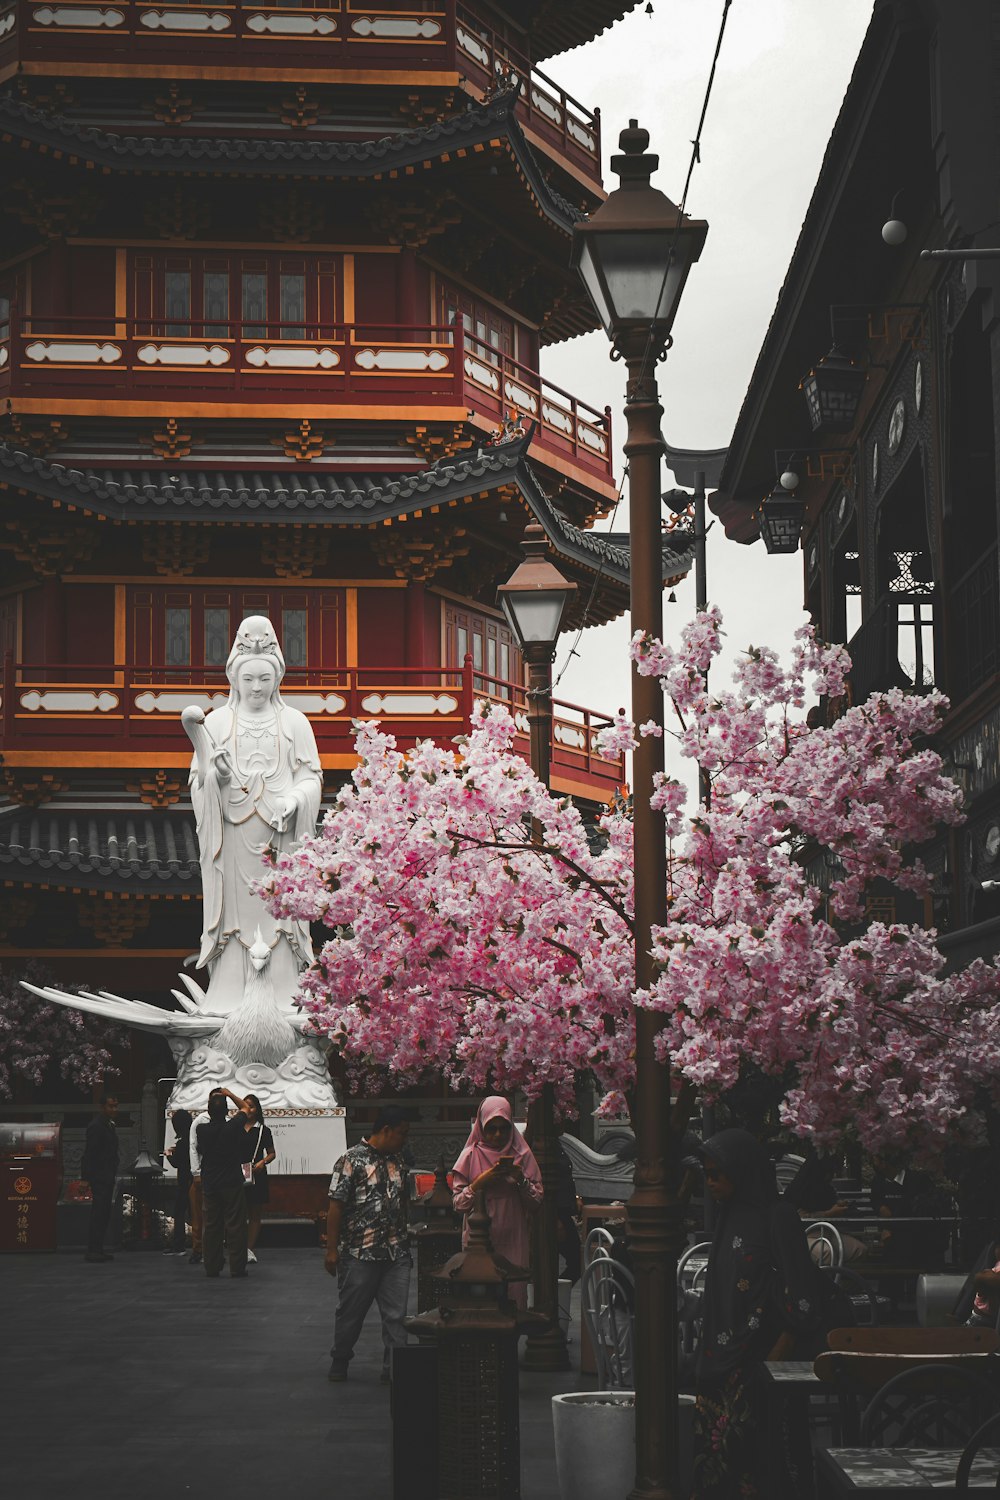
[498,524,577,1373]
[572,121,708,1500]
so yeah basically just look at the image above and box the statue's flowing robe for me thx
[190,703,322,1005]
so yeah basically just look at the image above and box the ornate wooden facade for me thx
[0,0,696,1002]
[712,0,1000,968]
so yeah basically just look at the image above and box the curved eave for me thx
[0,90,580,228]
[518,1,643,63]
[0,436,693,622]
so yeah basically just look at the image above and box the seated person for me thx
[870,1157,952,1269]
[953,1218,1000,1329]
[783,1148,865,1264]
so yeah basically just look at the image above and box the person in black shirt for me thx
[163,1108,193,1256]
[692,1130,823,1499]
[81,1094,119,1264]
[870,1159,951,1269]
[196,1087,252,1279]
[242,1094,276,1265]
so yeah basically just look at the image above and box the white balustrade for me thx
[351,15,441,39]
[355,347,450,373]
[31,4,123,25]
[134,691,228,714]
[359,692,458,716]
[245,345,340,369]
[21,689,119,713]
[139,8,230,29]
[136,344,230,367]
[245,11,336,33]
[25,341,122,364]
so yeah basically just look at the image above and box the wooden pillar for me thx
[398,250,418,329]
[405,579,426,671]
[42,576,65,671]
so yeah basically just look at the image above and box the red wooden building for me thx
[0,1,694,1009]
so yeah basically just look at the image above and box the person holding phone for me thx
[452,1096,543,1310]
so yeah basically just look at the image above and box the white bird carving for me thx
[20,942,308,1064]
[214,929,298,1068]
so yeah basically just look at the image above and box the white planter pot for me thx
[551,1391,695,1500]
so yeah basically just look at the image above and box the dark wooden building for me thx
[712,0,1000,968]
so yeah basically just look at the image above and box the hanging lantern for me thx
[758,482,806,555]
[800,346,866,433]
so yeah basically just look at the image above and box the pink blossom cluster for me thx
[0,963,122,1099]
[611,611,997,1157]
[263,703,637,1115]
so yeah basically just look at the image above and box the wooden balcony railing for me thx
[0,0,601,183]
[0,316,614,487]
[1,654,626,801]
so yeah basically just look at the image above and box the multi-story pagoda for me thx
[0,7,694,1045]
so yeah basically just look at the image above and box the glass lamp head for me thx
[572,121,708,352]
[497,524,577,651]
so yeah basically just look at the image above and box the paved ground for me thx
[2,1243,587,1500]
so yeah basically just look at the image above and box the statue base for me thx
[265,1108,347,1176]
[165,1107,346,1177]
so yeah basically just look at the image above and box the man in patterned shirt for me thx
[325,1104,411,1384]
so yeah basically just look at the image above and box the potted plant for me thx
[551,1390,695,1500]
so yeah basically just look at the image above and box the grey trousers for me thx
[331,1253,411,1370]
[203,1180,248,1277]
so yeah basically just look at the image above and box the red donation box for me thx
[0,1123,62,1252]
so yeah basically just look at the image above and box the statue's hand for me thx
[211,747,233,784]
[271,795,298,832]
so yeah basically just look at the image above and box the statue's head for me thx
[235,657,278,712]
[225,615,286,708]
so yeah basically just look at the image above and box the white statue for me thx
[22,617,340,1122]
[182,614,322,1014]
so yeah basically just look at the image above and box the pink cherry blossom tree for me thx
[0,963,123,1099]
[265,609,1000,1159]
[263,709,637,1117]
[603,608,1000,1158]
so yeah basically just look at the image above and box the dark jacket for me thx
[197,1114,249,1193]
[697,1129,824,1385]
[81,1115,119,1186]
[167,1110,193,1185]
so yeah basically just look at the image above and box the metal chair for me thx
[584,1225,616,1264]
[775,1152,805,1192]
[677,1239,711,1290]
[806,1219,844,1269]
[955,1409,1000,1491]
[677,1241,711,1378]
[580,1255,635,1391]
[859,1362,1000,1448]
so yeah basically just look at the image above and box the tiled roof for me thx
[0,438,695,587]
[516,1,642,63]
[0,808,200,890]
[0,91,582,230]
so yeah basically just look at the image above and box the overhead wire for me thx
[549,0,733,694]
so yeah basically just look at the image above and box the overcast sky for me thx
[539,0,875,744]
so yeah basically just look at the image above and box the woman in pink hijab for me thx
[452,1096,543,1309]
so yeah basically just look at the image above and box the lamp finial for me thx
[612,120,657,185]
